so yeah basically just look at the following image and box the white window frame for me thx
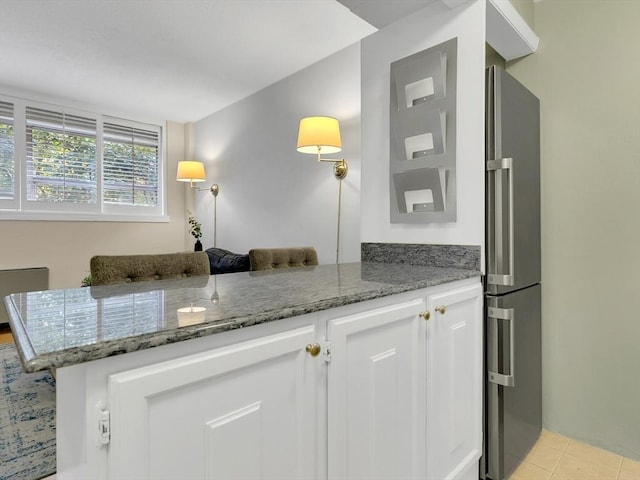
[0,99,19,211]
[0,94,167,222]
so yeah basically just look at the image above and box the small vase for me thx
[194,240,203,251]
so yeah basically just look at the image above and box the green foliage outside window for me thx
[0,123,14,199]
[0,98,162,215]
[28,125,97,203]
[103,140,158,206]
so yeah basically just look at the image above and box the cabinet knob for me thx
[435,305,447,315]
[305,343,321,357]
[418,311,431,320]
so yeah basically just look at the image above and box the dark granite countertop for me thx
[4,262,480,373]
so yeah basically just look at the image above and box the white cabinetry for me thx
[426,283,483,480]
[327,299,426,480]
[107,325,320,480]
[101,279,482,480]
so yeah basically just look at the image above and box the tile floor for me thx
[38,432,640,480]
[511,429,640,480]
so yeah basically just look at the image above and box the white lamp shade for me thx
[176,161,206,182]
[297,116,342,155]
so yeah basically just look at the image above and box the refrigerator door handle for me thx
[487,157,515,286]
[488,306,515,387]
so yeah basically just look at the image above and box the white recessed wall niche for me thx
[389,37,457,223]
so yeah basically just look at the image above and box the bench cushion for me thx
[248,247,318,271]
[90,252,210,286]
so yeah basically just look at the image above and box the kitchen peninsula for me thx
[5,260,482,480]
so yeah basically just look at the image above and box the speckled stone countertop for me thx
[4,262,480,373]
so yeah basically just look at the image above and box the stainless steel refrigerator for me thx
[482,65,542,480]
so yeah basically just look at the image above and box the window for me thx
[0,101,14,201]
[0,95,165,221]
[103,122,159,207]
[26,106,98,204]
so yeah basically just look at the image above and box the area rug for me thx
[0,342,56,480]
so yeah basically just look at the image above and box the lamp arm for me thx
[311,146,347,179]
[195,184,219,197]
[316,157,347,180]
[317,156,345,164]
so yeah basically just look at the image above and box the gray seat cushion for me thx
[248,247,318,271]
[90,252,210,286]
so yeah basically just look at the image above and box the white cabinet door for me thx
[426,283,483,480]
[327,298,426,480]
[107,325,320,480]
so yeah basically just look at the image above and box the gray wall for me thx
[508,0,640,460]
[192,45,362,264]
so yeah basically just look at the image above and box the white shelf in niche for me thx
[404,132,434,160]
[392,49,447,110]
[389,37,457,224]
[394,108,446,160]
[404,189,437,213]
[393,167,448,214]
[405,77,435,108]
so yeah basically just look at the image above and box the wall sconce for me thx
[296,116,347,264]
[297,116,348,180]
[177,160,220,248]
[176,160,219,195]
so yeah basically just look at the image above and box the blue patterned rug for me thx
[0,342,56,480]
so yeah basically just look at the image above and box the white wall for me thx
[193,44,362,265]
[507,0,640,460]
[360,0,485,260]
[1,121,189,289]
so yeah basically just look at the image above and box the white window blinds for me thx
[25,106,97,204]
[0,101,14,200]
[0,94,165,221]
[103,122,159,207]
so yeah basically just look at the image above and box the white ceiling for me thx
[0,0,377,123]
[337,0,437,28]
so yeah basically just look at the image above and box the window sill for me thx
[0,211,170,223]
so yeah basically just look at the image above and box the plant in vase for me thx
[187,211,203,251]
